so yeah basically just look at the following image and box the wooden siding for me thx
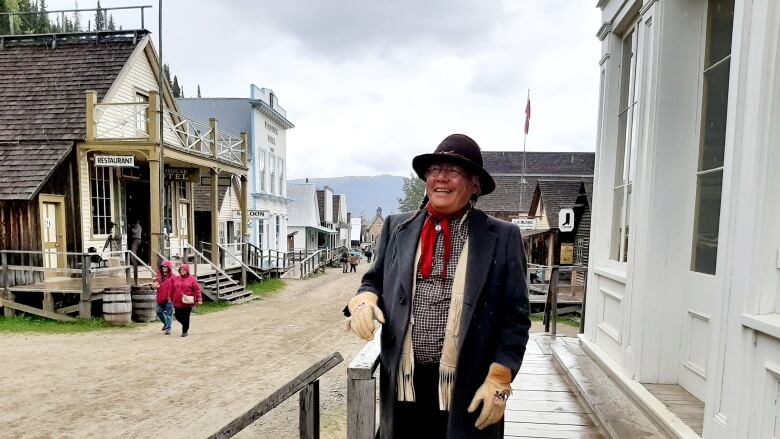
[218,183,241,222]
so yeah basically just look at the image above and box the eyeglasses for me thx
[425,165,467,179]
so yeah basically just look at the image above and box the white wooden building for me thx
[287,183,336,252]
[585,0,780,437]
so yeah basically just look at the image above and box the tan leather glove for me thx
[467,362,513,430]
[347,292,385,341]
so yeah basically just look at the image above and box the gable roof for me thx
[530,180,586,228]
[477,175,590,214]
[0,35,142,142]
[482,151,595,176]
[0,141,72,200]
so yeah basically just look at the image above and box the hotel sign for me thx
[165,167,200,183]
[95,155,134,167]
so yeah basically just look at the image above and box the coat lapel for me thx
[458,210,496,351]
[394,212,426,298]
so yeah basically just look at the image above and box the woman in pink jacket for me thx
[152,260,178,335]
[173,264,202,337]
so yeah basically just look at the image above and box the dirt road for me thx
[0,265,368,439]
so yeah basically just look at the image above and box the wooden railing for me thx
[207,352,343,439]
[347,328,381,439]
[245,244,290,270]
[163,108,246,168]
[217,243,264,283]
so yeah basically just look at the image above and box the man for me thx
[130,219,142,264]
[349,251,359,273]
[364,247,373,264]
[344,134,531,438]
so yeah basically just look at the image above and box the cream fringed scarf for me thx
[397,239,469,411]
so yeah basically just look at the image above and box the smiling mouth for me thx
[433,188,452,193]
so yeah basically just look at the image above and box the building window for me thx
[163,183,174,235]
[610,24,640,263]
[278,158,284,197]
[135,93,148,135]
[691,0,734,275]
[276,215,281,249]
[257,149,266,192]
[90,165,113,235]
[177,181,189,237]
[219,222,226,244]
[270,153,276,194]
[258,219,265,250]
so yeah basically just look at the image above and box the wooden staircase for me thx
[197,270,253,304]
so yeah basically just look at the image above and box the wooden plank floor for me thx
[505,335,606,438]
[645,384,704,435]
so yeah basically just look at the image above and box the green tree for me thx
[35,0,49,33]
[94,0,103,30]
[72,0,80,31]
[106,13,114,30]
[197,84,201,98]
[397,171,426,212]
[172,75,181,98]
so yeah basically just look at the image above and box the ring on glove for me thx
[492,389,512,405]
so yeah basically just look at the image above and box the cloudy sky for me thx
[50,0,602,179]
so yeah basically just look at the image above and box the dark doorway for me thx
[194,212,211,251]
[125,180,151,264]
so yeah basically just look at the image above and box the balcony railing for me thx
[87,91,247,169]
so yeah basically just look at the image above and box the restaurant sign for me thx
[95,155,134,167]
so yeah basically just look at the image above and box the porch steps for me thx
[548,337,670,439]
[197,271,252,304]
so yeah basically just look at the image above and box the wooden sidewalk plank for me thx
[506,400,592,414]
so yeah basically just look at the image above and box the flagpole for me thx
[520,89,529,216]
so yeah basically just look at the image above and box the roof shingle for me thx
[0,141,72,200]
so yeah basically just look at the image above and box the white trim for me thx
[594,265,627,283]
[578,335,703,439]
[741,313,780,341]
[765,360,780,380]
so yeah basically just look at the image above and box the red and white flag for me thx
[524,94,531,135]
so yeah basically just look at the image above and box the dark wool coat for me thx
[357,209,531,439]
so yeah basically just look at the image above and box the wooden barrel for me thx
[102,287,131,326]
[131,286,157,323]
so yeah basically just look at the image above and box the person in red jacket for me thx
[173,264,202,337]
[152,260,178,335]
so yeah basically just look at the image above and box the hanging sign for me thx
[511,218,538,230]
[560,243,574,265]
[558,208,575,232]
[95,155,134,167]
[165,167,201,182]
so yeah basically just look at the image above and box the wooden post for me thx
[210,168,220,272]
[148,91,160,143]
[579,268,588,334]
[550,266,559,336]
[85,91,97,141]
[80,254,92,318]
[149,155,162,268]
[2,252,15,317]
[43,292,54,313]
[210,118,219,159]
[299,380,320,439]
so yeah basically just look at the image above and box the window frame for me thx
[89,162,114,237]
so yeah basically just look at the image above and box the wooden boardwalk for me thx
[645,384,704,435]
[506,335,606,438]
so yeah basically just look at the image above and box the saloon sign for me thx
[233,210,270,220]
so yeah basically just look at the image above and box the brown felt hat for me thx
[412,134,495,195]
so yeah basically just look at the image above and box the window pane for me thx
[700,60,730,171]
[610,186,625,261]
[705,0,735,68]
[692,171,723,274]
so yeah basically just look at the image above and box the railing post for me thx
[85,91,97,141]
[299,380,320,439]
[80,254,93,319]
[550,266,559,335]
[579,268,588,334]
[347,332,380,439]
[210,118,218,159]
[2,252,15,317]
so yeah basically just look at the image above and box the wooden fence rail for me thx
[207,352,343,439]
[541,265,589,336]
[347,328,381,439]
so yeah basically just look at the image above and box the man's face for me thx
[425,162,479,214]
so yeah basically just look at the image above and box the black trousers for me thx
[174,307,192,334]
[393,363,449,439]
[350,263,357,273]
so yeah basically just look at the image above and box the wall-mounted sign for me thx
[558,208,575,232]
[200,176,233,187]
[95,155,134,167]
[165,167,201,183]
[560,243,574,265]
[233,210,270,220]
[511,218,538,230]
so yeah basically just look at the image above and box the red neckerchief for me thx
[420,203,469,281]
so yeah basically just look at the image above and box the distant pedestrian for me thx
[152,260,177,335]
[172,264,202,337]
[364,248,373,264]
[130,220,142,263]
[349,252,359,273]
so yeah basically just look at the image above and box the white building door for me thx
[39,198,65,274]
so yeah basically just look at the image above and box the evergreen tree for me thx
[106,13,114,30]
[72,0,80,31]
[0,0,9,34]
[17,0,35,33]
[2,0,22,35]
[397,171,426,212]
[36,0,49,33]
[197,85,201,98]
[94,0,103,30]
[163,63,172,86]
[172,75,181,98]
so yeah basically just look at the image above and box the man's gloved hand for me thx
[467,362,513,430]
[347,292,385,340]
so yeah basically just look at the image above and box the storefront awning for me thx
[306,224,338,235]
